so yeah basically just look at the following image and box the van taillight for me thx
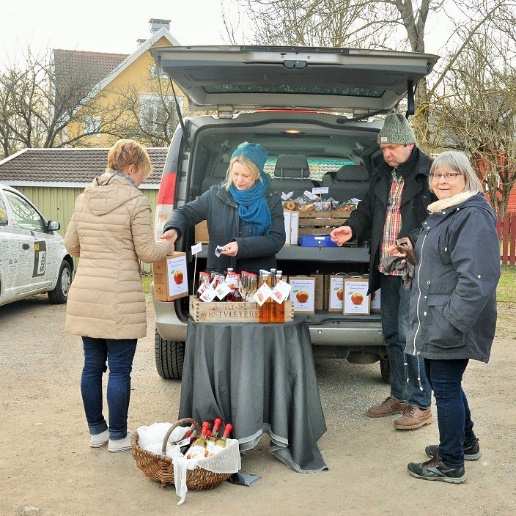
[155,171,176,239]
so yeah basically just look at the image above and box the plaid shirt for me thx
[379,172,404,275]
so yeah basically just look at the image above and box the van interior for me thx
[174,116,383,326]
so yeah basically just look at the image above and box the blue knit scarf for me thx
[229,173,272,236]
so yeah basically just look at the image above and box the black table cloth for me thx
[179,319,327,473]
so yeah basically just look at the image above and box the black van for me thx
[150,45,438,380]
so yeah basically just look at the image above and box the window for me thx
[139,94,180,133]
[150,64,169,80]
[0,195,7,225]
[4,191,45,232]
[84,116,101,135]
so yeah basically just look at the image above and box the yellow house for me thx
[56,19,186,147]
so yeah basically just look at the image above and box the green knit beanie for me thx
[378,114,416,145]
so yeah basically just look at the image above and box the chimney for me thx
[149,18,171,33]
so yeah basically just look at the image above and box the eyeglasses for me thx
[430,172,463,181]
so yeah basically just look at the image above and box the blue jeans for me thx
[425,359,476,467]
[81,337,137,440]
[380,274,431,408]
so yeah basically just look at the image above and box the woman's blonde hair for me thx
[429,151,483,194]
[224,155,261,189]
[107,139,152,178]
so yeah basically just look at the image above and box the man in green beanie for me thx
[331,113,435,430]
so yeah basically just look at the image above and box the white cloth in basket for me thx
[136,422,188,457]
[171,438,241,505]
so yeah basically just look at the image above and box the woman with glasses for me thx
[395,150,500,483]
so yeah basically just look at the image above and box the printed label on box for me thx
[166,254,189,298]
[312,186,329,195]
[328,276,345,311]
[344,278,370,315]
[289,277,315,312]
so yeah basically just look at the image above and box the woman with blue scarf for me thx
[162,142,285,273]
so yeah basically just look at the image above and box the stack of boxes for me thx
[288,273,380,315]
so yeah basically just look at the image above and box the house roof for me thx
[0,148,167,189]
[53,49,129,105]
[53,27,180,106]
[86,28,180,101]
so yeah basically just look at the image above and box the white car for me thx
[0,184,73,307]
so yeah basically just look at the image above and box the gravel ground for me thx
[1,297,515,516]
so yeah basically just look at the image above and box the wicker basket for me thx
[132,418,232,490]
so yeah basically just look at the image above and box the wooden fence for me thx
[497,213,516,266]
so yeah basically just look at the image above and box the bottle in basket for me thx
[211,417,223,437]
[214,423,233,448]
[186,421,210,459]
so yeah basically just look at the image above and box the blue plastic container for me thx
[298,235,338,247]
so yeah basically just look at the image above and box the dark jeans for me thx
[380,274,431,408]
[81,337,137,440]
[425,358,476,467]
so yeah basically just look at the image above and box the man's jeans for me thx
[425,358,476,467]
[380,274,431,408]
[81,337,137,440]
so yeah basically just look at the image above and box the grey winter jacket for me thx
[406,193,500,363]
[164,184,285,273]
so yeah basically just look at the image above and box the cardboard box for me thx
[312,274,325,311]
[371,288,381,313]
[195,220,209,242]
[153,252,189,302]
[343,276,370,315]
[289,276,316,313]
[328,274,346,312]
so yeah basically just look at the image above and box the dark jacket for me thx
[164,184,286,273]
[347,147,434,293]
[406,193,500,363]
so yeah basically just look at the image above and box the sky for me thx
[1,0,454,62]
[1,0,230,61]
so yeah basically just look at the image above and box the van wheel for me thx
[48,260,72,304]
[380,357,390,384]
[155,332,184,380]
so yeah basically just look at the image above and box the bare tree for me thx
[223,0,394,48]
[223,1,513,144]
[433,26,515,217]
[0,49,121,158]
[105,70,181,147]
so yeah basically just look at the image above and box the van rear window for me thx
[205,84,384,98]
[264,157,355,181]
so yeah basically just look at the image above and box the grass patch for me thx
[498,265,516,303]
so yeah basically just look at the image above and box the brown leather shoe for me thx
[394,405,432,430]
[367,396,405,418]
